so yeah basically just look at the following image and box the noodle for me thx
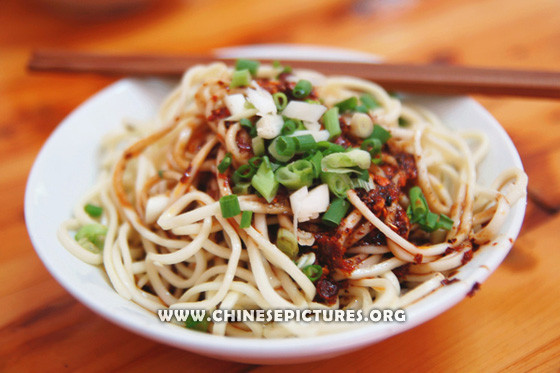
[59,61,527,338]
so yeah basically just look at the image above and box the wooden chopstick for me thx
[28,50,560,98]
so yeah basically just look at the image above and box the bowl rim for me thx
[24,44,526,362]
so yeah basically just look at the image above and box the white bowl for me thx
[25,45,526,364]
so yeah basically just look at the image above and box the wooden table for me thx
[1,0,559,371]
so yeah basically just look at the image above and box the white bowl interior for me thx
[25,45,526,364]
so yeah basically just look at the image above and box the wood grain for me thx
[2,0,559,371]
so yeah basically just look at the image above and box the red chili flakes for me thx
[374,175,390,187]
[467,282,481,297]
[461,249,473,265]
[316,278,339,304]
[414,253,423,264]
[441,278,459,286]
[207,107,230,121]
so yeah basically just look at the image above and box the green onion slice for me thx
[360,93,380,110]
[219,194,241,218]
[251,156,279,203]
[240,210,253,228]
[302,264,323,282]
[369,124,391,144]
[230,69,251,88]
[321,172,353,199]
[268,137,295,163]
[281,119,297,135]
[275,160,315,189]
[335,96,358,112]
[217,153,232,174]
[292,79,312,98]
[361,138,382,157]
[293,134,317,153]
[75,223,107,252]
[273,92,288,111]
[252,137,265,156]
[232,182,251,195]
[185,311,210,333]
[276,228,299,259]
[321,149,371,174]
[84,204,103,218]
[235,59,260,76]
[322,107,341,139]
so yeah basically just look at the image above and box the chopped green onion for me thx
[275,136,297,157]
[281,119,297,135]
[251,156,279,203]
[230,69,251,88]
[293,135,317,153]
[322,107,341,139]
[437,214,454,230]
[292,79,312,98]
[235,59,260,76]
[335,96,358,112]
[248,156,262,170]
[424,211,439,230]
[322,198,350,226]
[275,160,315,189]
[293,118,306,130]
[317,141,345,155]
[357,168,369,181]
[360,93,380,110]
[302,264,323,282]
[273,92,288,111]
[233,164,256,184]
[84,204,103,218]
[398,117,409,127]
[240,210,253,228]
[75,223,107,251]
[276,228,299,259]
[232,182,251,195]
[273,60,292,75]
[158,170,164,178]
[252,137,265,156]
[185,311,210,332]
[409,186,428,219]
[321,172,352,198]
[355,105,369,113]
[321,149,371,174]
[268,137,295,163]
[219,194,241,218]
[369,124,391,144]
[353,178,373,191]
[361,138,382,157]
[305,151,323,178]
[406,186,453,232]
[217,153,232,174]
[239,118,256,137]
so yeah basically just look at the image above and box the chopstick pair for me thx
[28,50,560,99]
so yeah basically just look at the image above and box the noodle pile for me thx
[58,62,527,338]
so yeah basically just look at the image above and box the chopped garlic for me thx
[282,101,327,123]
[290,184,330,223]
[256,114,284,139]
[247,88,277,115]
